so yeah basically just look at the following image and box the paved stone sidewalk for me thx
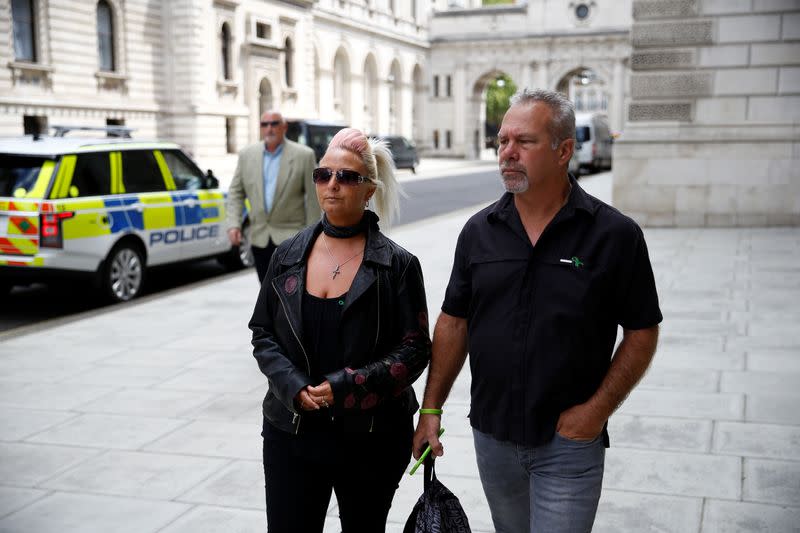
[0,175,798,532]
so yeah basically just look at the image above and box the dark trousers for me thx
[262,417,412,533]
[252,241,277,284]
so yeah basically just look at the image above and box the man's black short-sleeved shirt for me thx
[442,177,662,447]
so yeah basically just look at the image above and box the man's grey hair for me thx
[509,88,576,150]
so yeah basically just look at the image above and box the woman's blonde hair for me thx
[326,128,403,227]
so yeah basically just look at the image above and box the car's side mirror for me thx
[205,169,219,189]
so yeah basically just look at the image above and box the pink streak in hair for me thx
[328,127,369,156]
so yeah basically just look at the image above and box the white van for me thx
[574,112,613,172]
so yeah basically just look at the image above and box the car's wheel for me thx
[102,243,145,303]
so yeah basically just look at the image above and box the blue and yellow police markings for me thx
[148,224,220,246]
[144,191,224,247]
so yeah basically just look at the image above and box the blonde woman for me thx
[249,128,431,532]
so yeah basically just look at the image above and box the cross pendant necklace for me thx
[322,234,363,280]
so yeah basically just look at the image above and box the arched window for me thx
[333,48,351,122]
[220,23,232,81]
[259,78,273,118]
[284,38,294,88]
[12,0,37,62]
[96,0,115,71]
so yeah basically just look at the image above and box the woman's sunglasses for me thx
[312,167,370,186]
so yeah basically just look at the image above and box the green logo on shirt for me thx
[571,256,584,268]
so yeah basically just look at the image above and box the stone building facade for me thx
[426,0,632,157]
[0,0,436,174]
[613,0,800,226]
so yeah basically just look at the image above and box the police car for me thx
[0,126,248,302]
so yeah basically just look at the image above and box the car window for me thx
[161,149,205,190]
[307,125,346,161]
[576,126,591,143]
[0,155,49,197]
[70,152,112,197]
[121,150,167,193]
[286,122,303,144]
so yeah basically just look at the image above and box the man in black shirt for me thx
[413,89,662,532]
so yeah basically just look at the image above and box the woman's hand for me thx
[295,382,334,410]
[306,381,334,409]
[295,388,320,411]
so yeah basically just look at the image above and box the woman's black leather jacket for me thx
[249,220,432,434]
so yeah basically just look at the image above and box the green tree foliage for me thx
[482,0,515,5]
[485,74,517,129]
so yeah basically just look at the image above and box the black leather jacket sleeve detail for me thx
[249,255,313,413]
[325,255,431,412]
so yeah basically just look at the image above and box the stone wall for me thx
[613,0,800,226]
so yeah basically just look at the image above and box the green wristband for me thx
[419,408,443,415]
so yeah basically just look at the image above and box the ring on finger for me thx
[322,399,329,408]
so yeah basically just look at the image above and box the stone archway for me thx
[388,59,402,134]
[363,54,379,134]
[258,78,273,118]
[555,67,609,113]
[468,69,517,159]
[333,47,351,123]
[412,64,424,145]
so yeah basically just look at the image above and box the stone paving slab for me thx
[41,450,229,500]
[743,458,800,506]
[143,420,259,460]
[76,388,219,418]
[56,364,186,388]
[720,369,800,395]
[713,421,800,460]
[0,382,116,411]
[0,486,47,519]
[604,447,742,500]
[607,415,712,453]
[26,413,188,451]
[0,442,100,487]
[746,393,800,424]
[0,407,78,441]
[702,499,800,533]
[157,506,264,533]
[176,460,263,511]
[617,389,745,420]
[637,367,720,392]
[0,492,190,533]
[593,491,702,533]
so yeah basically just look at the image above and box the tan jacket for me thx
[225,139,320,248]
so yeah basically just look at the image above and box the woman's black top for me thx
[302,290,346,381]
[301,290,346,431]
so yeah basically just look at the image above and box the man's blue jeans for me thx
[473,428,605,533]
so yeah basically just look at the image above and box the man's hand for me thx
[556,402,606,442]
[227,227,242,246]
[413,413,444,459]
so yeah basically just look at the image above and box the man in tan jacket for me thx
[226,110,319,282]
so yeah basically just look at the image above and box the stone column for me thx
[453,63,467,157]
[521,61,533,91]
[611,58,625,133]
[614,0,800,227]
[536,60,550,90]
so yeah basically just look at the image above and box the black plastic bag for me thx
[404,455,472,533]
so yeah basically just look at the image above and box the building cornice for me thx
[433,4,527,17]
[312,9,430,51]
[432,27,629,44]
